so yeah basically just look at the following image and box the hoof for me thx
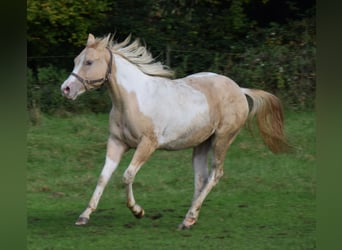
[75,217,89,226]
[133,208,145,219]
[177,217,196,230]
[177,223,191,230]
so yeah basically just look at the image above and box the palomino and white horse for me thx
[61,34,288,229]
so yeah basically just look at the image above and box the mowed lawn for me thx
[27,110,316,249]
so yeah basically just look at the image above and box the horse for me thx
[61,33,288,229]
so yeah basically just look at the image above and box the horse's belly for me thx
[156,116,214,150]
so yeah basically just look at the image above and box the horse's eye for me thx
[85,60,93,66]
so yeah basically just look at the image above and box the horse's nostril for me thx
[64,86,70,95]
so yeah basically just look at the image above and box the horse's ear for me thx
[87,34,96,46]
[98,34,111,49]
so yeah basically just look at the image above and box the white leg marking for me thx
[88,157,119,209]
[75,138,127,225]
[77,157,119,223]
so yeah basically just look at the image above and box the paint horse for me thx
[61,34,288,229]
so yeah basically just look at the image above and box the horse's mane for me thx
[98,34,174,78]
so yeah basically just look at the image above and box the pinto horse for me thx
[61,34,288,229]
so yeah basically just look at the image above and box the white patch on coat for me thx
[60,53,87,99]
[114,55,211,148]
[101,156,119,179]
[62,53,86,86]
[72,53,86,75]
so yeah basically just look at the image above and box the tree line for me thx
[27,0,315,120]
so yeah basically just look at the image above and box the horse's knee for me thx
[212,168,224,183]
[123,169,135,184]
[211,158,224,180]
[217,168,224,178]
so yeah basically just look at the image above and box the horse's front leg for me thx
[75,137,127,225]
[123,137,157,218]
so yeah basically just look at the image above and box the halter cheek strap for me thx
[71,47,113,91]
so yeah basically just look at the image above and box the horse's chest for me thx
[109,115,140,148]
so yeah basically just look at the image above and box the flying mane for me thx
[94,34,174,78]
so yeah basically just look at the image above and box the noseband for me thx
[71,47,113,91]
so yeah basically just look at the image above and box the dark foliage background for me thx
[27,0,315,117]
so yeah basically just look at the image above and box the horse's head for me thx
[61,34,112,100]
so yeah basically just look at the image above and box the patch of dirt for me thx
[147,213,163,220]
[51,192,65,197]
[123,222,136,229]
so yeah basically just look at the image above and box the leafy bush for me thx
[164,19,315,110]
[27,18,315,114]
[227,19,315,110]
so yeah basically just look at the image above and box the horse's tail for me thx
[241,88,289,153]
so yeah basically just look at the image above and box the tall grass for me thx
[27,111,315,249]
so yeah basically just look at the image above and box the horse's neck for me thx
[116,55,151,92]
[107,54,152,109]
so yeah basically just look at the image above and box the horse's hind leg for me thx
[179,131,239,230]
[192,138,211,202]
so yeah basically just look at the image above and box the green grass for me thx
[27,111,316,249]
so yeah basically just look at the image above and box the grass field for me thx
[27,110,316,249]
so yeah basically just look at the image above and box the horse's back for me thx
[185,72,241,93]
[184,72,248,111]
[184,72,250,132]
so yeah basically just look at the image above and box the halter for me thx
[71,47,113,91]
